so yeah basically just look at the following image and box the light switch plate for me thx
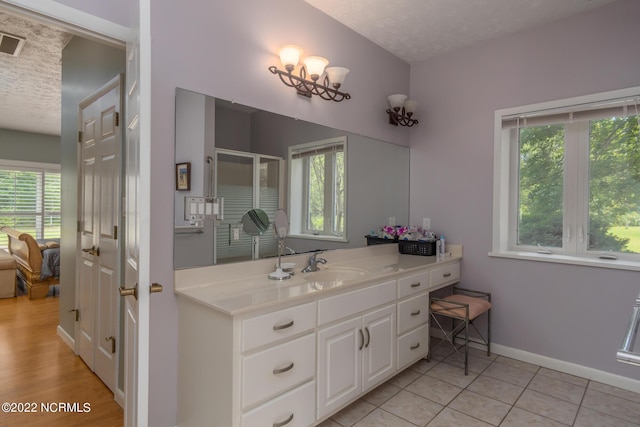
[423,218,431,230]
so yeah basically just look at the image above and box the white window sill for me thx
[488,251,640,272]
[289,233,348,243]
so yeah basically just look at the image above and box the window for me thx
[492,87,640,268]
[0,161,61,248]
[288,136,346,241]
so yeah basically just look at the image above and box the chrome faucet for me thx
[302,251,327,273]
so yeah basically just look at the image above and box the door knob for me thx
[82,245,100,256]
[150,283,163,294]
[119,282,138,300]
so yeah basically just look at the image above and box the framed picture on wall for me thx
[176,162,191,191]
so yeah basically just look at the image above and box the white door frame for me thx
[0,0,151,424]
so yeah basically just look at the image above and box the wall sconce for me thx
[386,94,419,127]
[268,45,351,102]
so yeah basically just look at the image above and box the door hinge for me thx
[113,225,118,240]
[115,111,119,127]
[77,220,81,232]
[78,131,82,143]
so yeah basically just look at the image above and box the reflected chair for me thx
[428,287,491,375]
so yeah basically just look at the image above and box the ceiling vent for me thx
[0,32,26,57]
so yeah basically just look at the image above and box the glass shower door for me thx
[214,149,282,264]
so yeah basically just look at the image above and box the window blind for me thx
[290,142,344,159]
[0,163,61,246]
[502,97,640,129]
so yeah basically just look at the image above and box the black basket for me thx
[398,240,436,256]
[365,236,397,245]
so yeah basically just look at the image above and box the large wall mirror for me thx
[174,88,410,269]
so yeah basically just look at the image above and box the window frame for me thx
[288,136,347,242]
[0,159,61,248]
[491,86,640,271]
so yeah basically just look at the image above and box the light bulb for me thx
[325,67,349,89]
[279,45,302,72]
[387,94,407,110]
[304,56,329,80]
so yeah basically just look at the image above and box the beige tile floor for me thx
[317,343,640,426]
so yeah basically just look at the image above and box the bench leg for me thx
[28,282,51,299]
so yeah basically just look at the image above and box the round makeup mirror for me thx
[274,209,289,239]
[241,209,270,236]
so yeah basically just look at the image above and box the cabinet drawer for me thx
[397,324,429,370]
[242,381,315,427]
[318,281,396,326]
[242,333,315,410]
[397,293,429,335]
[397,272,429,299]
[242,302,316,352]
[430,262,460,289]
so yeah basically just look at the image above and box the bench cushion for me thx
[0,249,17,269]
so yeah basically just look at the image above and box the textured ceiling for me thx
[304,0,619,64]
[0,1,620,137]
[0,12,72,136]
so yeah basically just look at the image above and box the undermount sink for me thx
[303,267,369,284]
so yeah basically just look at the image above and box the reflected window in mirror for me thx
[289,136,347,241]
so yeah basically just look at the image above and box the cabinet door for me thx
[317,317,361,419]
[362,304,396,393]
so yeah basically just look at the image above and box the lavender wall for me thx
[409,0,640,381]
[150,1,409,425]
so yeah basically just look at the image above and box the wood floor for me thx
[0,294,123,427]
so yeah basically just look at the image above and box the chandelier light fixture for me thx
[386,94,419,127]
[268,45,351,102]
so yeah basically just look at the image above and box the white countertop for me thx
[174,244,462,316]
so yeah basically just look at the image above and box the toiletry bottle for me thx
[439,235,446,257]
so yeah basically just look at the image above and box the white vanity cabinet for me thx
[316,281,396,419]
[176,247,462,427]
[395,265,458,371]
[177,298,317,427]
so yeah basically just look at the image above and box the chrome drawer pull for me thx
[410,342,420,350]
[443,272,452,277]
[411,309,421,316]
[273,413,294,427]
[273,320,294,331]
[272,362,294,375]
[410,282,421,288]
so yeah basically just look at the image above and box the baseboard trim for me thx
[491,343,640,394]
[57,324,74,351]
[429,328,640,394]
[115,388,125,409]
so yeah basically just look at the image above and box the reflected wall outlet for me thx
[388,217,396,226]
[423,218,431,230]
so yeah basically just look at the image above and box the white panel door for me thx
[122,0,153,423]
[123,38,142,427]
[77,76,122,393]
